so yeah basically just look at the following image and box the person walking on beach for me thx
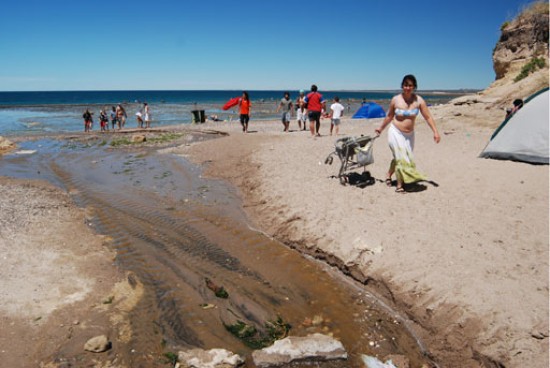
[116,104,127,130]
[296,90,307,131]
[276,92,294,132]
[304,85,326,137]
[374,74,441,193]
[110,106,117,130]
[329,96,345,136]
[99,109,109,132]
[82,108,93,132]
[144,102,151,128]
[239,91,251,133]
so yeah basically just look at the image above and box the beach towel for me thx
[387,124,426,184]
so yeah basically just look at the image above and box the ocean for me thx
[0,90,462,136]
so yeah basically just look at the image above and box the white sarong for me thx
[388,124,426,184]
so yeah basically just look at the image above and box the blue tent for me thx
[352,102,386,119]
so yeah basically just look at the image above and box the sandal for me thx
[395,187,406,193]
[385,178,392,187]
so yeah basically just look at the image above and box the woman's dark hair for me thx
[242,91,249,101]
[401,74,418,89]
[284,91,290,97]
[311,84,318,92]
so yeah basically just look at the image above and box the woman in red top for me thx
[239,91,251,133]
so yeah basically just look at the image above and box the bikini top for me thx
[394,107,419,117]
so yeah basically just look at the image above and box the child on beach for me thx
[136,111,144,128]
[329,96,344,136]
[296,90,307,131]
[276,92,293,132]
[99,109,109,132]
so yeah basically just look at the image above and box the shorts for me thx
[281,112,291,123]
[240,114,250,125]
[331,118,341,126]
[296,109,307,122]
[308,110,321,122]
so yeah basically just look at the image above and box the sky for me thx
[0,0,544,91]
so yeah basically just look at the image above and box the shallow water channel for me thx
[1,136,433,368]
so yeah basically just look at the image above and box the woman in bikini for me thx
[375,74,441,193]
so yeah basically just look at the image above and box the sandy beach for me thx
[179,100,549,367]
[0,92,548,367]
[0,1,548,367]
[1,65,549,367]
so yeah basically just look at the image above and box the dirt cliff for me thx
[434,1,549,128]
[493,3,549,80]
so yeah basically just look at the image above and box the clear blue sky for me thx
[0,0,541,91]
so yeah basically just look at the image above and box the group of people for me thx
[82,103,151,132]
[236,75,442,194]
[237,85,345,137]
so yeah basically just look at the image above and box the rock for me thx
[493,6,549,79]
[251,333,347,367]
[84,335,111,353]
[0,136,16,154]
[361,354,397,368]
[131,135,146,143]
[177,348,244,368]
[14,150,36,155]
[530,321,549,340]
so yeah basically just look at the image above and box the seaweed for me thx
[224,316,291,349]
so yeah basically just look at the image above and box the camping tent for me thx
[352,102,386,119]
[480,88,549,164]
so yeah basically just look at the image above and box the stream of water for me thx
[0,136,434,367]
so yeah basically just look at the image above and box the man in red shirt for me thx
[304,84,326,137]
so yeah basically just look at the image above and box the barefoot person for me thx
[304,84,326,137]
[375,74,441,193]
[276,91,293,132]
[143,102,151,128]
[82,108,93,132]
[116,104,127,130]
[296,90,307,131]
[239,91,251,133]
[329,96,344,136]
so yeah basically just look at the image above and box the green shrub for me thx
[514,57,547,82]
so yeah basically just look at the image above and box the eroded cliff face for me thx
[493,9,549,79]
